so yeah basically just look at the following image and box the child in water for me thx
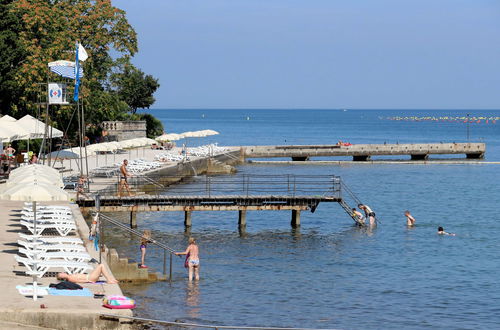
[139,230,151,268]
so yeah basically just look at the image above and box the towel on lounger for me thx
[16,285,49,296]
[48,288,93,297]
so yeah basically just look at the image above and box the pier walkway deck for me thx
[242,142,485,161]
[78,175,364,228]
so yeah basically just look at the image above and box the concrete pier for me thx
[291,209,301,228]
[129,211,137,229]
[184,211,192,228]
[238,210,247,228]
[243,142,486,161]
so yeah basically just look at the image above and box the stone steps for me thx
[104,247,167,282]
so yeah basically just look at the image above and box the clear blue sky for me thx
[114,0,500,109]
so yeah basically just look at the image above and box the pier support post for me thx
[238,210,247,229]
[184,211,192,228]
[292,156,309,161]
[466,153,484,159]
[291,210,301,228]
[353,155,370,161]
[411,154,428,160]
[129,212,137,229]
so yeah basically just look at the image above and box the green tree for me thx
[112,62,160,114]
[133,113,164,138]
[0,0,26,113]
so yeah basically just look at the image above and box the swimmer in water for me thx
[437,226,455,236]
[358,204,376,226]
[405,210,416,227]
[352,208,365,225]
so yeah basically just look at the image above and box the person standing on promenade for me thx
[352,208,365,225]
[4,144,15,159]
[118,159,132,197]
[358,204,376,226]
[139,230,151,268]
[175,237,200,281]
[405,210,416,227]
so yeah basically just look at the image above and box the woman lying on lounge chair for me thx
[57,264,118,284]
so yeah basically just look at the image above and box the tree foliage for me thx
[133,113,164,138]
[0,0,161,143]
[111,62,160,114]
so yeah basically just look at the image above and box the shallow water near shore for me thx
[107,109,499,329]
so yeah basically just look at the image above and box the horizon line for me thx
[143,108,500,111]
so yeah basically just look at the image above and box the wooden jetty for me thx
[78,175,364,229]
[241,142,485,161]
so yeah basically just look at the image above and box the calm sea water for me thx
[107,109,500,329]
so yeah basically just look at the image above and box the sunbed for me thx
[15,255,92,277]
[18,248,91,263]
[18,240,87,252]
[20,220,76,236]
[18,233,83,245]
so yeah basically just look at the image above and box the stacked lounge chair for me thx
[15,203,92,277]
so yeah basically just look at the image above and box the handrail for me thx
[97,213,176,254]
[100,313,340,330]
[339,179,362,206]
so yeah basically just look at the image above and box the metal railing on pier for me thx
[87,174,342,199]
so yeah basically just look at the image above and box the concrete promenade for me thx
[0,200,132,329]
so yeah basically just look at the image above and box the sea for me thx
[105,109,500,330]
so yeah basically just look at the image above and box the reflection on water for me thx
[185,282,201,319]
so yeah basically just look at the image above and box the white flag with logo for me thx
[78,43,88,62]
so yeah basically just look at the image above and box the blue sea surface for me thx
[108,109,500,329]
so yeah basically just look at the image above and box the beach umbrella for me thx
[181,131,205,138]
[8,170,61,183]
[0,174,69,301]
[45,150,79,160]
[4,175,64,189]
[201,129,219,136]
[0,181,68,201]
[9,164,60,178]
[156,133,184,141]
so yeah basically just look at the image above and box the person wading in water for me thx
[175,237,200,281]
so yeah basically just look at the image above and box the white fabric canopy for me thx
[0,121,31,142]
[0,115,17,122]
[17,115,63,139]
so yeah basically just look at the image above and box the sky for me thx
[114,0,500,109]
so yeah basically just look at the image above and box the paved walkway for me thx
[0,200,132,329]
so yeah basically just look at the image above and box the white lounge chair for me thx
[18,240,86,253]
[18,233,83,245]
[19,248,91,263]
[20,220,76,236]
[21,209,72,216]
[15,255,92,277]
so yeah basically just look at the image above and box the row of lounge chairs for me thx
[154,143,231,162]
[90,158,163,178]
[15,203,93,278]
